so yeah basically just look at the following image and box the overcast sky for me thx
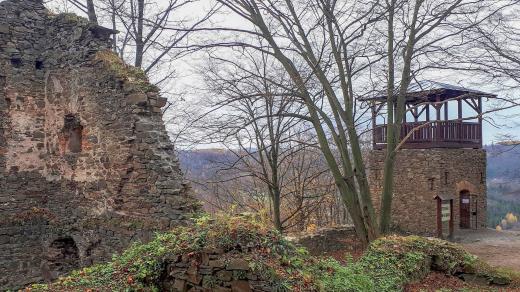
[3,0,519,145]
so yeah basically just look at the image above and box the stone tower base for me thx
[368,148,487,236]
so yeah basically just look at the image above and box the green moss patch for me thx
[94,50,159,93]
[28,217,520,292]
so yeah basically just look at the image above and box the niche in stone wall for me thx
[10,56,23,68]
[35,59,44,70]
[47,237,80,274]
[61,114,83,153]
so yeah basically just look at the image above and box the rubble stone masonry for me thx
[368,148,487,236]
[0,0,198,289]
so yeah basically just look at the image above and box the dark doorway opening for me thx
[35,60,44,70]
[63,114,83,153]
[10,57,23,68]
[460,190,471,229]
[47,237,80,274]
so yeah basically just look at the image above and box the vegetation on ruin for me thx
[26,214,519,292]
[52,13,90,26]
[94,50,159,93]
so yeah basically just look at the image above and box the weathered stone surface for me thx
[368,149,486,236]
[158,250,278,292]
[0,24,9,34]
[231,280,252,292]
[0,0,198,289]
[226,259,249,270]
[209,259,226,268]
[127,92,148,105]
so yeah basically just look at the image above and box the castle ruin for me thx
[0,0,198,289]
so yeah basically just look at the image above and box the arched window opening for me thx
[47,237,80,274]
[63,114,83,153]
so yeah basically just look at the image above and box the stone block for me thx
[226,259,249,271]
[208,259,226,269]
[126,93,148,105]
[157,97,168,107]
[0,24,9,34]
[231,281,252,292]
[173,278,187,291]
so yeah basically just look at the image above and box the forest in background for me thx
[487,145,520,229]
[180,145,520,231]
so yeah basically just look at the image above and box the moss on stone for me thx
[52,13,89,26]
[28,217,520,292]
[94,50,160,93]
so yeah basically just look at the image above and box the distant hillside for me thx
[179,146,520,227]
[486,144,520,181]
[178,148,237,181]
[180,145,520,183]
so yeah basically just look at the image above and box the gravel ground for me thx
[454,229,520,271]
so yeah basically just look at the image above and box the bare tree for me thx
[206,0,515,245]
[54,0,217,85]
[425,3,520,145]
[190,50,340,232]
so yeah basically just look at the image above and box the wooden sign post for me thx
[435,194,454,239]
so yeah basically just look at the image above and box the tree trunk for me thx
[110,1,117,52]
[379,0,396,234]
[380,0,421,233]
[135,0,145,68]
[272,187,282,232]
[86,0,98,24]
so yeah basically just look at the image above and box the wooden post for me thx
[458,98,462,141]
[478,96,483,147]
[449,199,454,239]
[371,102,376,149]
[444,100,449,121]
[436,198,442,238]
[436,96,441,142]
[426,105,430,141]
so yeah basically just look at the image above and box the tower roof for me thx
[364,80,496,103]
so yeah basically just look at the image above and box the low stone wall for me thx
[161,250,270,292]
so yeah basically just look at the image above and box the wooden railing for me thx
[373,121,482,149]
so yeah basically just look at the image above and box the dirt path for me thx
[454,229,520,271]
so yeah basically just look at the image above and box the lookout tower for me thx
[366,81,493,238]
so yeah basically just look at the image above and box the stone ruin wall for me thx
[0,0,198,289]
[368,148,487,236]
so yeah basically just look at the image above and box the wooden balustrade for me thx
[373,121,482,149]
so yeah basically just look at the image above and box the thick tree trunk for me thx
[272,188,282,232]
[380,0,421,233]
[379,0,396,234]
[86,0,98,24]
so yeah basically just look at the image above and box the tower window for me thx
[429,178,435,190]
[444,172,449,185]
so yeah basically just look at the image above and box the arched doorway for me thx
[47,237,80,274]
[459,190,471,229]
